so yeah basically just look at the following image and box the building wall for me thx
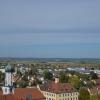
[42,91,79,100]
[5,73,13,86]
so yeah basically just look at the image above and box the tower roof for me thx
[5,63,15,73]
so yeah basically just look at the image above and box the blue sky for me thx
[0,0,100,58]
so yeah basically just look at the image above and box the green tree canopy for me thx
[0,71,5,82]
[43,70,53,80]
[90,71,98,79]
[79,88,90,100]
[90,94,100,100]
[59,72,68,83]
[68,76,83,89]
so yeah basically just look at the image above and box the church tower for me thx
[2,63,15,95]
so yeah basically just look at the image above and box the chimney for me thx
[55,77,59,83]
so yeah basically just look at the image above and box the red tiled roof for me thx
[13,75,21,82]
[0,94,16,100]
[15,88,45,100]
[40,81,77,93]
[0,90,3,95]
[0,88,45,100]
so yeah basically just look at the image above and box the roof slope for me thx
[0,88,45,100]
[15,88,45,100]
[40,81,77,93]
[0,94,16,100]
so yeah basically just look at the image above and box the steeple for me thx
[2,63,15,95]
[5,63,15,73]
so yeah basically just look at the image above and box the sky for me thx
[0,0,100,58]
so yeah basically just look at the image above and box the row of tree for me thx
[79,88,100,100]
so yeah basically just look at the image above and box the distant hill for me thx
[0,57,100,64]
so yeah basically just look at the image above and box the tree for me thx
[70,70,75,76]
[18,82,28,88]
[43,70,53,80]
[59,72,68,83]
[76,73,90,81]
[79,88,90,100]
[68,76,83,89]
[90,94,100,100]
[36,79,42,84]
[17,69,22,76]
[90,71,98,79]
[0,71,5,82]
[29,67,37,76]
[22,75,28,81]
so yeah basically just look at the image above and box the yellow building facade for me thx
[42,91,78,100]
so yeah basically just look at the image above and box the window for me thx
[10,88,12,92]
[59,94,61,97]
[71,98,72,100]
[5,88,7,93]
